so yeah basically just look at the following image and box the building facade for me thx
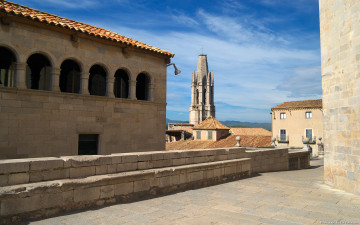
[271,100,323,157]
[192,116,229,141]
[319,0,360,194]
[189,55,215,125]
[0,2,174,159]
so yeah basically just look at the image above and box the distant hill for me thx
[166,118,271,131]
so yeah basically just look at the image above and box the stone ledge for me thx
[0,158,251,223]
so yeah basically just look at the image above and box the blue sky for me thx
[12,0,321,123]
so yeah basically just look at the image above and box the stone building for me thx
[271,99,323,157]
[0,1,174,159]
[319,0,360,194]
[189,54,215,125]
[192,116,229,141]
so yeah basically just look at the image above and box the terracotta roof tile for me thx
[193,116,230,130]
[0,1,174,57]
[166,134,271,150]
[272,99,322,110]
[230,128,271,136]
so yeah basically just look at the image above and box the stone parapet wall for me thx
[0,147,291,223]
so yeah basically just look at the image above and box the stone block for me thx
[172,158,186,166]
[159,176,171,188]
[0,159,30,174]
[111,155,123,164]
[0,195,42,216]
[193,156,208,164]
[153,159,172,168]
[213,168,224,177]
[115,182,134,195]
[42,168,69,181]
[189,171,203,182]
[74,187,101,202]
[134,179,150,192]
[8,172,29,185]
[214,155,227,161]
[117,162,137,172]
[0,174,9,186]
[151,152,164,160]
[107,164,117,174]
[224,165,237,175]
[30,158,64,171]
[242,162,251,172]
[121,154,138,163]
[203,169,214,180]
[136,152,152,161]
[100,185,115,199]
[170,174,180,186]
[96,165,108,175]
[184,157,194,164]
[179,172,188,184]
[163,151,181,159]
[70,166,96,178]
[138,161,153,170]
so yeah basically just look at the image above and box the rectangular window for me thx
[306,129,313,142]
[280,113,286,119]
[305,112,312,119]
[280,129,286,141]
[196,131,201,140]
[78,134,98,155]
[208,131,213,140]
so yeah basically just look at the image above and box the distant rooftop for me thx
[272,99,322,110]
[230,128,271,136]
[193,116,230,130]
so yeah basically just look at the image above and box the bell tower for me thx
[189,54,215,125]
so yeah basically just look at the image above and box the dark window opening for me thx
[60,60,80,93]
[204,89,207,105]
[0,47,16,88]
[196,89,199,104]
[89,65,106,96]
[78,134,98,155]
[114,69,129,98]
[26,53,51,90]
[136,73,150,100]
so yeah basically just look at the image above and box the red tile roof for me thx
[0,1,174,57]
[272,99,322,110]
[230,128,272,136]
[193,116,230,130]
[166,134,272,150]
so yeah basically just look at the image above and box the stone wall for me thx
[0,17,169,159]
[0,88,166,158]
[319,0,360,194]
[0,147,291,223]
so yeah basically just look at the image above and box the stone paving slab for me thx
[22,158,360,225]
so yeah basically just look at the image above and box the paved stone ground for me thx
[24,158,360,225]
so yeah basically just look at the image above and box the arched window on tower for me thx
[0,47,16,88]
[204,89,207,105]
[60,60,81,93]
[26,53,51,90]
[196,89,199,104]
[136,73,150,100]
[114,69,129,98]
[88,65,106,96]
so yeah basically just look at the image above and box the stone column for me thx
[106,76,115,98]
[130,80,136,100]
[148,81,154,101]
[51,67,61,92]
[80,72,89,95]
[15,62,27,89]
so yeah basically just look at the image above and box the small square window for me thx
[78,134,98,155]
[196,131,201,140]
[306,112,312,119]
[208,131,213,140]
[280,113,286,119]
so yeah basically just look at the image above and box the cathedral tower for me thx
[189,54,215,125]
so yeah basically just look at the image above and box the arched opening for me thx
[114,69,129,98]
[0,47,16,88]
[204,89,207,104]
[26,53,51,90]
[136,73,150,100]
[196,89,199,104]
[88,65,106,96]
[60,59,81,93]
